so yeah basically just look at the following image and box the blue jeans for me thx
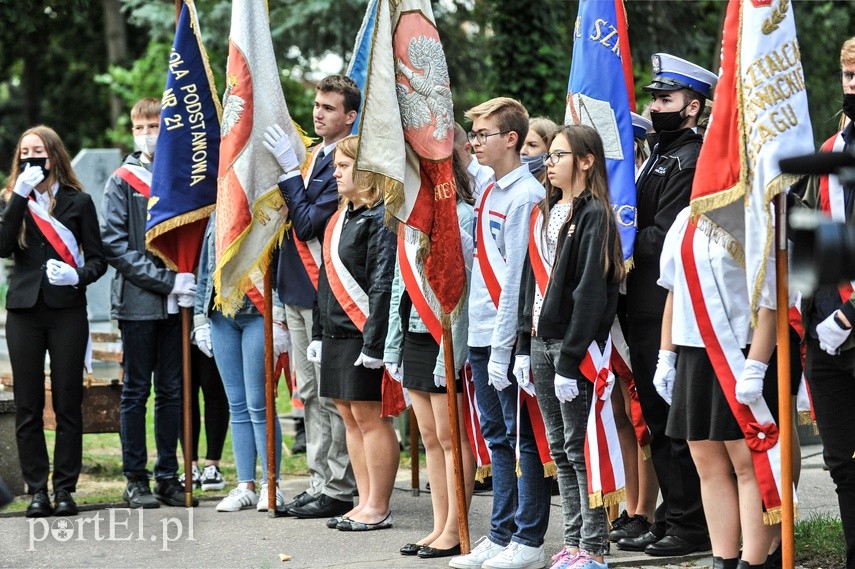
[211,312,281,483]
[119,317,182,480]
[469,346,552,548]
[531,337,608,555]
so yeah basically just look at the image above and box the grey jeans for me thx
[531,336,608,555]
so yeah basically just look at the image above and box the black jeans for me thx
[8,300,88,493]
[183,345,229,461]
[627,315,708,543]
[119,317,182,480]
[805,340,855,569]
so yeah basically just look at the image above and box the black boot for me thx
[291,419,306,454]
[713,557,739,569]
[736,561,766,569]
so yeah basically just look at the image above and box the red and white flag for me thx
[214,0,307,315]
[355,0,464,325]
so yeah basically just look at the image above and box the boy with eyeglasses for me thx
[450,97,549,569]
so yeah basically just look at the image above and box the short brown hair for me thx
[130,97,161,121]
[842,36,855,68]
[317,75,361,114]
[464,97,529,152]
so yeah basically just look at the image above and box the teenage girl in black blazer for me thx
[0,125,106,518]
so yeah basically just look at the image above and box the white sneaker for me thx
[449,536,506,569]
[215,483,258,512]
[200,465,226,491]
[482,542,546,569]
[256,483,284,512]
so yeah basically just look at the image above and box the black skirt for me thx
[666,346,779,441]
[319,336,382,401]
[402,332,462,394]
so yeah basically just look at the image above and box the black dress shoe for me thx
[290,494,353,519]
[53,489,78,516]
[274,491,317,517]
[399,543,423,556]
[645,534,711,557]
[609,514,651,542]
[617,530,661,551]
[418,543,461,559]
[26,490,53,518]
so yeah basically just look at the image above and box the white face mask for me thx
[134,134,158,157]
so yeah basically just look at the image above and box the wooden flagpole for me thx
[442,326,470,554]
[264,268,277,517]
[774,193,795,568]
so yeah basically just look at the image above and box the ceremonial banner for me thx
[565,0,637,267]
[356,0,465,323]
[146,0,220,272]
[345,0,378,134]
[214,0,306,314]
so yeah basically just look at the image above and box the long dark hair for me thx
[542,124,625,283]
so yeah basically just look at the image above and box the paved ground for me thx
[0,444,838,568]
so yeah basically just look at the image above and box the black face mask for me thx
[650,102,690,133]
[19,157,49,178]
[843,93,855,122]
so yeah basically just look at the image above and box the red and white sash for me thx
[323,208,369,331]
[292,146,324,290]
[610,317,652,459]
[115,164,152,199]
[461,363,493,481]
[682,219,790,524]
[397,223,443,344]
[474,183,505,307]
[528,205,625,498]
[28,195,93,373]
[788,300,816,429]
[818,132,855,302]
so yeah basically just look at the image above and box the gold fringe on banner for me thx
[641,444,652,461]
[695,215,745,268]
[475,465,492,483]
[589,487,627,509]
[146,204,216,271]
[543,461,557,478]
[797,410,813,426]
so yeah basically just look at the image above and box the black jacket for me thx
[626,127,702,320]
[0,186,106,309]
[314,203,396,359]
[517,192,619,377]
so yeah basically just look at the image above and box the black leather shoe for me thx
[399,543,423,556]
[617,530,661,551]
[418,543,461,559]
[26,490,53,518]
[645,534,711,557]
[53,489,78,516]
[290,494,353,519]
[274,491,317,517]
[609,514,651,542]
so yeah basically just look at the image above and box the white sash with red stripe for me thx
[322,208,369,332]
[682,219,790,524]
[473,183,505,307]
[461,363,492,480]
[115,164,152,199]
[293,146,324,290]
[819,132,855,301]
[28,195,93,373]
[397,223,443,344]
[610,317,652,458]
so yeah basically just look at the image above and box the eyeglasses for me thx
[842,70,855,83]
[467,130,510,145]
[544,151,573,166]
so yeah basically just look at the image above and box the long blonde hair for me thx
[336,135,383,209]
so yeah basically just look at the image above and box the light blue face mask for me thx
[520,153,546,177]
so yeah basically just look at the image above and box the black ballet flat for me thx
[418,543,461,558]
[399,543,423,556]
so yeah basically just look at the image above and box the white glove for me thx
[13,164,44,198]
[513,355,535,396]
[307,340,322,364]
[354,352,384,369]
[599,371,616,401]
[262,124,300,172]
[46,259,79,286]
[816,311,852,356]
[193,323,213,358]
[736,359,767,405]
[554,374,579,403]
[171,272,197,296]
[434,373,447,388]
[487,353,511,391]
[176,293,195,308]
[653,350,677,405]
[273,323,291,359]
[385,362,403,383]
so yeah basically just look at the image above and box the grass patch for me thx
[795,513,846,569]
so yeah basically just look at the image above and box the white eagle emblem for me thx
[221,74,245,137]
[395,35,453,141]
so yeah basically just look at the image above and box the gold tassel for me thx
[589,491,604,509]
[763,506,783,526]
[623,255,634,274]
[515,460,522,478]
[797,410,813,426]
[542,461,557,478]
[475,465,492,483]
[641,444,652,461]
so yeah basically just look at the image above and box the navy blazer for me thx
[0,187,107,309]
[276,147,340,308]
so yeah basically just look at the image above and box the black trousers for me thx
[627,315,708,542]
[805,340,855,569]
[7,299,88,494]
[183,345,229,462]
